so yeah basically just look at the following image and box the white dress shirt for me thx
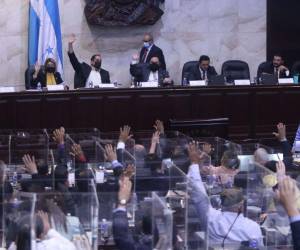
[188,164,263,246]
[148,71,158,82]
[8,229,76,250]
[199,67,208,80]
[85,69,102,87]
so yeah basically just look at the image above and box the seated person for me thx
[187,142,263,246]
[30,58,63,88]
[188,55,217,82]
[68,34,110,88]
[8,211,76,250]
[257,54,290,79]
[130,56,173,86]
[201,150,240,187]
[113,176,152,250]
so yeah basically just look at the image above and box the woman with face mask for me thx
[31,58,63,89]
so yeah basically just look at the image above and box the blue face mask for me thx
[144,42,151,48]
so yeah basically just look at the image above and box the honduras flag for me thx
[28,0,63,76]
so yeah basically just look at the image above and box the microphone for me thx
[221,207,242,249]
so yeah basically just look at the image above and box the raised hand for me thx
[37,211,51,237]
[68,33,76,53]
[22,154,38,174]
[188,141,202,165]
[202,142,212,155]
[151,131,160,145]
[132,54,139,61]
[104,144,117,162]
[70,144,85,159]
[118,176,132,206]
[273,122,287,141]
[276,160,286,182]
[277,177,300,217]
[52,127,65,145]
[69,33,76,44]
[153,119,164,134]
[123,164,135,179]
[34,62,41,74]
[119,125,133,143]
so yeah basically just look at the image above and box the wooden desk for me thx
[0,85,299,140]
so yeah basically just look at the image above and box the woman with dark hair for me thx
[31,58,63,88]
[9,211,76,250]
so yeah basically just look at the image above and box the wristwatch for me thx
[119,199,127,206]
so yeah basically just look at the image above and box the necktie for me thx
[142,48,148,63]
[274,67,279,78]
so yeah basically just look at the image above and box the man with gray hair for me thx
[187,142,263,246]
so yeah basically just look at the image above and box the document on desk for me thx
[0,87,16,93]
[189,80,206,86]
[140,81,159,88]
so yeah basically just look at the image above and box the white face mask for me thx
[144,42,151,48]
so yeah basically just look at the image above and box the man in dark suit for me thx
[130,56,172,86]
[188,55,217,82]
[67,34,110,89]
[139,33,166,70]
[257,54,290,79]
[113,176,152,250]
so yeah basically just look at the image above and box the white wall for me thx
[1,0,266,89]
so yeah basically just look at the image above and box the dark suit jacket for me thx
[188,65,217,81]
[280,140,293,168]
[291,220,300,250]
[68,52,110,88]
[113,210,152,250]
[257,62,290,79]
[130,63,170,86]
[139,44,166,70]
[30,68,63,89]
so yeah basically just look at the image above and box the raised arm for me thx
[112,176,136,250]
[273,122,293,167]
[187,142,211,227]
[67,34,82,73]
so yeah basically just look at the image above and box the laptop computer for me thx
[208,75,226,86]
[260,73,278,85]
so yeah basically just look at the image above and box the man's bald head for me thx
[143,33,153,43]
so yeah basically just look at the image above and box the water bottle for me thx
[182,77,188,86]
[132,192,137,211]
[12,172,18,187]
[248,239,259,249]
[37,82,42,90]
[100,219,109,240]
[131,76,136,87]
[293,74,299,84]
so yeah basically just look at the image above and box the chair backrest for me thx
[24,65,36,90]
[257,61,269,78]
[181,61,198,84]
[292,61,300,75]
[221,60,250,83]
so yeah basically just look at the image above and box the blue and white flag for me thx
[28,0,63,76]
